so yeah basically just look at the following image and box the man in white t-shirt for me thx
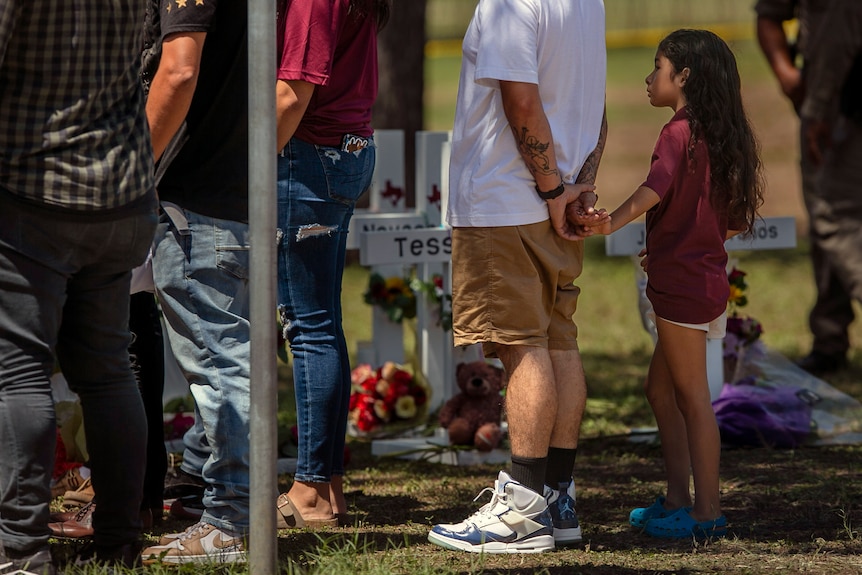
[428,0,608,554]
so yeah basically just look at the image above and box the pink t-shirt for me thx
[642,108,731,324]
[277,0,377,147]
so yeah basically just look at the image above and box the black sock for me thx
[545,447,577,489]
[510,455,547,495]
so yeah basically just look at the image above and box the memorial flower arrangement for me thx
[364,272,453,331]
[348,362,429,437]
[723,266,765,382]
[364,273,417,323]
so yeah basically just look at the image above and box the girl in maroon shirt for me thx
[593,29,764,539]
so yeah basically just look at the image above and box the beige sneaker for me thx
[51,467,86,500]
[61,477,94,508]
[142,522,245,564]
[155,527,184,547]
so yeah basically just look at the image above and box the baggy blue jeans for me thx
[152,208,251,532]
[0,201,156,552]
[277,136,375,483]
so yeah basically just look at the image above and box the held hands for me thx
[590,211,612,236]
[547,184,609,241]
[568,189,611,237]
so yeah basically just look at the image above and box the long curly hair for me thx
[658,29,764,235]
[350,0,391,31]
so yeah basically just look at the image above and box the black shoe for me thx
[795,351,847,376]
[163,467,207,500]
[0,546,55,575]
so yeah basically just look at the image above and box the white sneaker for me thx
[428,471,554,554]
[544,480,582,544]
[142,521,246,564]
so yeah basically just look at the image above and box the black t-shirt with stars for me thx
[141,0,249,222]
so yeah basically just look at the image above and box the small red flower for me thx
[356,408,378,432]
[728,267,746,283]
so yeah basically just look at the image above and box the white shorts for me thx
[649,310,727,340]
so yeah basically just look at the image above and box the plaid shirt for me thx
[0,0,154,212]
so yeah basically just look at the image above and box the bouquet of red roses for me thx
[348,362,429,437]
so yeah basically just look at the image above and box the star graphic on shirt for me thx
[195,0,204,4]
[165,0,171,13]
[176,0,188,8]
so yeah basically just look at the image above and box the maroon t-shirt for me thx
[642,108,731,324]
[277,0,377,147]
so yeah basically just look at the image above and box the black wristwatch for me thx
[535,180,565,201]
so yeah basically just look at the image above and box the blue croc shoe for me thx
[644,508,727,539]
[629,496,679,528]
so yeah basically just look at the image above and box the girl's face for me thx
[645,51,688,112]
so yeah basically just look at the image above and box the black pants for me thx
[129,292,167,512]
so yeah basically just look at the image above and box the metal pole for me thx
[248,0,278,573]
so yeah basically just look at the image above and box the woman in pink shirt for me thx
[274,0,390,528]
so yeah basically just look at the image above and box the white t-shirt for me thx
[446,0,607,228]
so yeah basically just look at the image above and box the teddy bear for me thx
[438,361,506,451]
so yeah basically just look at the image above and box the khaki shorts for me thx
[451,222,584,358]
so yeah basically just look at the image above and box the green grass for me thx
[423,53,461,132]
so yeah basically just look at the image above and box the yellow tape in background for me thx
[426,20,799,59]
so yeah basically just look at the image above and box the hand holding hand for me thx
[547,184,606,240]
[565,188,610,237]
[585,209,611,236]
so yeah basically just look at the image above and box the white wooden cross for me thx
[353,130,466,412]
[349,130,412,367]
[355,132,470,411]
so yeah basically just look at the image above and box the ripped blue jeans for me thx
[276,136,375,483]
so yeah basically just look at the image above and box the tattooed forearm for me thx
[510,125,559,180]
[575,108,608,185]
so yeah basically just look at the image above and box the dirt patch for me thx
[287,437,862,574]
